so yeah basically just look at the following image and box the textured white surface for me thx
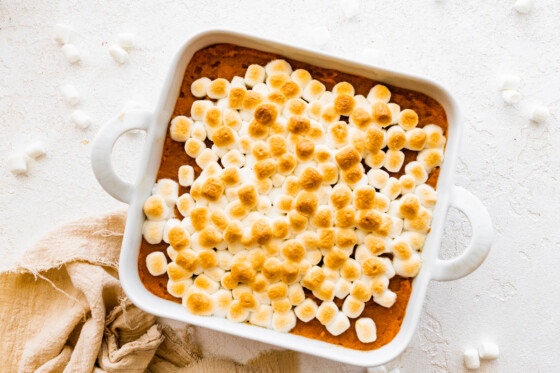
[1,1,559,372]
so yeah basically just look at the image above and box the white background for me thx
[1,1,559,371]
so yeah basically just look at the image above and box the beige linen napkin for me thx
[0,211,298,373]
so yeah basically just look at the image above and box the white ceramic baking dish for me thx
[91,29,493,367]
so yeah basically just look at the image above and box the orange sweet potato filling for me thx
[137,44,447,350]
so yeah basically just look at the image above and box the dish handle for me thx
[431,186,493,281]
[91,109,152,204]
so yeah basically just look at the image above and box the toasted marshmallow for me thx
[188,77,210,98]
[398,109,419,130]
[153,178,179,206]
[248,304,272,327]
[315,228,334,250]
[227,300,250,322]
[207,78,229,99]
[372,102,392,127]
[383,150,405,173]
[291,298,317,322]
[334,94,356,116]
[393,252,422,277]
[478,341,500,360]
[290,69,311,88]
[265,59,293,76]
[350,107,374,132]
[417,148,443,171]
[367,169,389,189]
[109,45,128,64]
[399,193,421,220]
[404,128,427,151]
[54,24,71,45]
[331,81,354,97]
[266,73,290,91]
[208,289,231,318]
[367,84,391,104]
[386,126,406,151]
[61,85,80,106]
[167,279,191,298]
[342,295,365,318]
[364,150,386,170]
[514,0,533,13]
[184,291,214,316]
[529,104,550,123]
[316,301,338,325]
[184,138,205,158]
[380,177,401,200]
[142,220,165,244]
[356,317,377,343]
[327,121,349,148]
[374,289,396,308]
[332,278,350,299]
[272,310,296,333]
[463,348,480,370]
[169,116,193,142]
[191,100,213,121]
[244,64,265,87]
[176,166,194,187]
[303,80,326,102]
[143,195,169,220]
[61,44,80,64]
[71,110,91,129]
[398,175,415,195]
[404,161,427,185]
[326,311,350,336]
[423,124,446,148]
[502,90,521,104]
[196,149,218,170]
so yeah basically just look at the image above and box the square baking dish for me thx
[91,29,493,367]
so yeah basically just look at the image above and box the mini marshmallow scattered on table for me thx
[8,153,28,175]
[514,0,534,13]
[61,44,80,64]
[71,110,92,129]
[338,0,360,19]
[141,58,445,338]
[109,45,129,64]
[463,348,481,370]
[53,24,71,45]
[61,84,80,106]
[367,366,387,373]
[478,341,499,360]
[529,104,550,123]
[24,141,47,159]
[117,33,135,49]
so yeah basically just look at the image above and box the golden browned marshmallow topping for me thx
[142,58,445,337]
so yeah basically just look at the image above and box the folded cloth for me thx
[0,211,299,373]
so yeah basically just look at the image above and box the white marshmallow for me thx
[308,26,331,49]
[167,279,191,298]
[7,153,28,175]
[71,110,91,129]
[250,305,273,327]
[529,104,550,123]
[272,311,297,333]
[339,0,359,18]
[61,85,80,106]
[405,161,428,185]
[478,341,499,360]
[463,348,480,370]
[423,124,446,148]
[514,0,533,14]
[388,103,400,124]
[265,59,293,76]
[109,45,128,64]
[374,289,396,308]
[24,141,46,159]
[142,220,165,244]
[393,253,422,278]
[501,90,521,104]
[326,311,350,336]
[356,317,377,343]
[498,74,521,90]
[145,251,167,276]
[61,44,80,64]
[178,165,194,187]
[117,33,135,49]
[415,184,437,209]
[166,245,178,261]
[191,100,213,121]
[54,24,71,45]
